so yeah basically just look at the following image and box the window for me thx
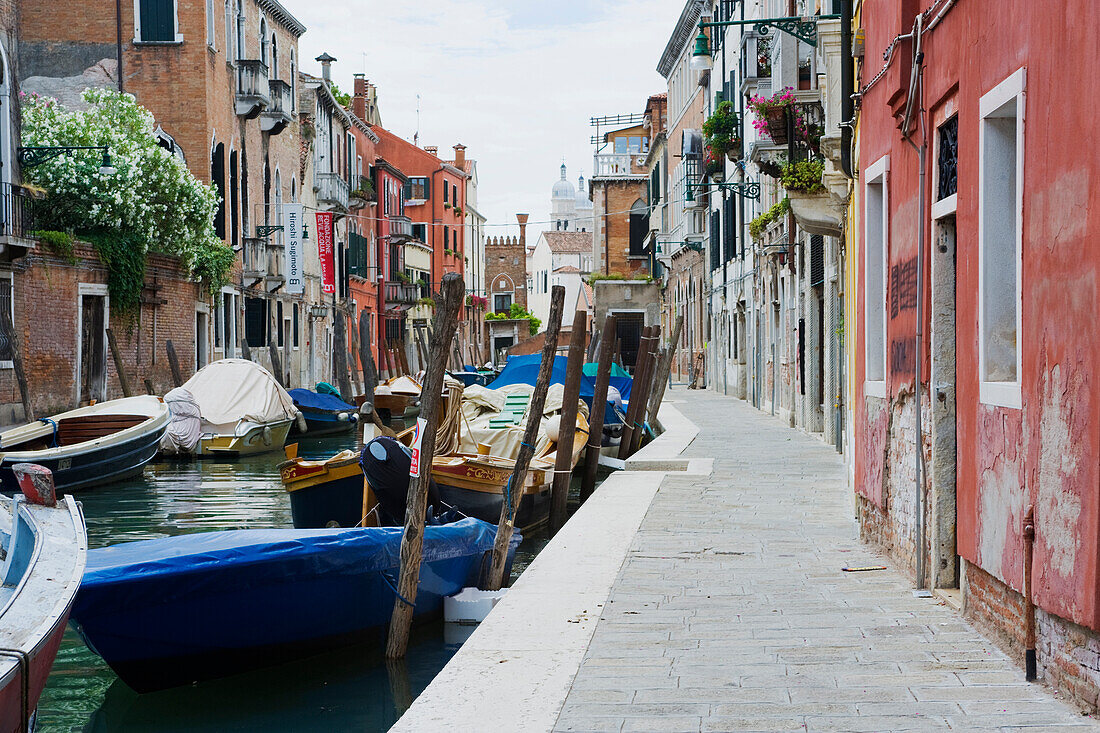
[628,198,648,257]
[412,223,427,242]
[292,303,300,348]
[259,17,268,67]
[864,155,888,396]
[0,272,13,367]
[405,176,429,201]
[224,0,232,57]
[443,182,449,204]
[452,183,458,205]
[137,0,177,42]
[979,68,1025,408]
[206,0,215,46]
[244,297,267,347]
[289,51,295,111]
[614,136,648,154]
[270,33,278,78]
[234,0,244,61]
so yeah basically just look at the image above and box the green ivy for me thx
[748,198,790,241]
[80,229,147,317]
[780,158,826,193]
[484,303,541,335]
[33,230,76,264]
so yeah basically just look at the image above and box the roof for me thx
[553,265,582,274]
[443,159,475,174]
[542,231,592,254]
[658,0,707,78]
[257,0,306,36]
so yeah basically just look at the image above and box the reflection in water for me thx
[36,433,552,732]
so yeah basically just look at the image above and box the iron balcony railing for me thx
[0,184,37,240]
[315,171,349,210]
[384,282,418,304]
[261,79,292,134]
[235,60,270,117]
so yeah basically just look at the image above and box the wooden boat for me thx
[0,395,169,493]
[0,469,88,732]
[68,518,516,692]
[287,389,359,438]
[430,453,553,530]
[279,447,379,529]
[177,359,301,458]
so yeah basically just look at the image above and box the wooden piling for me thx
[144,378,156,396]
[646,315,683,432]
[484,286,566,591]
[385,273,465,659]
[241,340,252,361]
[106,328,133,397]
[349,321,365,394]
[358,310,378,407]
[0,306,32,421]
[549,309,588,535]
[165,339,184,387]
[397,339,412,375]
[629,325,662,455]
[332,312,353,401]
[268,340,286,388]
[617,326,658,460]
[580,314,616,502]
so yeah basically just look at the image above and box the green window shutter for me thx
[422,178,430,200]
[402,180,411,201]
[140,0,175,41]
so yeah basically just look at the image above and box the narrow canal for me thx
[35,433,551,732]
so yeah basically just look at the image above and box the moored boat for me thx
[69,518,515,692]
[170,359,301,458]
[287,388,359,438]
[279,447,378,529]
[0,467,88,732]
[0,395,169,493]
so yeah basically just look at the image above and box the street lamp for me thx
[690,30,712,72]
[18,145,117,176]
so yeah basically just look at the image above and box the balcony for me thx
[384,281,419,305]
[387,215,413,243]
[242,237,266,284]
[1,183,39,253]
[315,171,349,211]
[261,79,292,134]
[235,60,270,118]
[592,152,646,178]
[739,32,772,95]
[264,240,285,291]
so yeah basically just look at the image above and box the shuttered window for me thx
[709,209,721,271]
[139,0,176,42]
[810,235,824,287]
[722,196,735,262]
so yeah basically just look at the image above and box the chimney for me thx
[453,144,466,170]
[516,213,529,248]
[315,52,336,82]
[424,146,438,156]
[352,73,366,120]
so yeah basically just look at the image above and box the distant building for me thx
[528,231,592,327]
[484,215,531,362]
[550,163,594,233]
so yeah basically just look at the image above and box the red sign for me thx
[316,212,335,294]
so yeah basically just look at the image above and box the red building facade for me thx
[855,0,1100,708]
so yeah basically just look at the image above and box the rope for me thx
[433,381,464,455]
[38,418,58,448]
[503,475,515,521]
[379,569,416,608]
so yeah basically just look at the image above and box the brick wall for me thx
[592,178,649,278]
[485,236,527,311]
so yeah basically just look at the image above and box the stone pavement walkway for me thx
[553,389,1097,733]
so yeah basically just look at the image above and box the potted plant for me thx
[702,101,742,161]
[443,202,452,210]
[703,147,723,177]
[781,158,845,237]
[780,158,826,194]
[748,87,798,145]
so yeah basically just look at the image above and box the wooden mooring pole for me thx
[646,316,683,431]
[580,314,615,502]
[549,309,588,536]
[358,310,378,408]
[268,340,285,388]
[484,285,566,591]
[106,328,133,397]
[385,273,465,659]
[332,311,353,401]
[617,327,654,460]
[629,325,661,455]
[165,339,184,387]
[0,306,32,420]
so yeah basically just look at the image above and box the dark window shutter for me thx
[723,196,735,262]
[810,235,824,287]
[402,180,411,201]
[629,213,647,257]
[709,210,721,270]
[140,0,175,42]
[423,178,430,200]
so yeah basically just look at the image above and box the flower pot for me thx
[766,108,789,144]
[725,139,742,161]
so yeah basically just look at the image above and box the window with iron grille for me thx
[937,115,958,201]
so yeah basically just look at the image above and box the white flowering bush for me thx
[20,88,234,302]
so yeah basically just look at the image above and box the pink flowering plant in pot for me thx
[747,87,821,151]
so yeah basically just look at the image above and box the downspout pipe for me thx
[116,0,124,92]
[840,0,853,178]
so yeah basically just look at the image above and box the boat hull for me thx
[70,520,504,692]
[435,481,549,530]
[0,426,162,494]
[288,408,356,438]
[283,456,366,529]
[196,420,293,457]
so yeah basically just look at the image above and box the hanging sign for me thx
[409,417,428,477]
[283,203,304,294]
[316,211,335,294]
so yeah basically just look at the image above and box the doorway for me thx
[196,309,209,369]
[613,311,644,371]
[78,287,108,404]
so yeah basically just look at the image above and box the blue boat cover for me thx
[82,518,496,588]
[486,354,633,424]
[289,388,356,412]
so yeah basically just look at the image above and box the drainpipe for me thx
[839,0,853,178]
[1023,505,1037,681]
[116,0,124,92]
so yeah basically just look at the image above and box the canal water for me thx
[35,433,551,732]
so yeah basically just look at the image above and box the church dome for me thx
[552,163,575,199]
[575,174,591,208]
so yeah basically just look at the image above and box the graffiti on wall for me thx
[890,257,918,319]
[890,338,916,376]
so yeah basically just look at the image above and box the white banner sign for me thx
[409,417,428,478]
[283,203,304,294]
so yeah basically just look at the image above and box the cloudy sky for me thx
[285,0,684,238]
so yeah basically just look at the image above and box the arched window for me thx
[223,0,232,58]
[259,17,268,67]
[270,33,278,78]
[628,198,647,257]
[212,142,226,239]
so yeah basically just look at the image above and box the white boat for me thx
[0,395,169,493]
[0,469,87,730]
[169,359,301,458]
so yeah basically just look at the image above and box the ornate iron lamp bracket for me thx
[18,145,108,168]
[256,225,284,238]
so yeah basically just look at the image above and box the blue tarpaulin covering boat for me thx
[70,518,515,692]
[288,388,358,437]
[486,354,632,424]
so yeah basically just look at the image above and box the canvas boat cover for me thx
[487,354,632,422]
[181,359,300,433]
[159,387,202,454]
[455,382,589,463]
[289,389,356,413]
[78,518,498,600]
